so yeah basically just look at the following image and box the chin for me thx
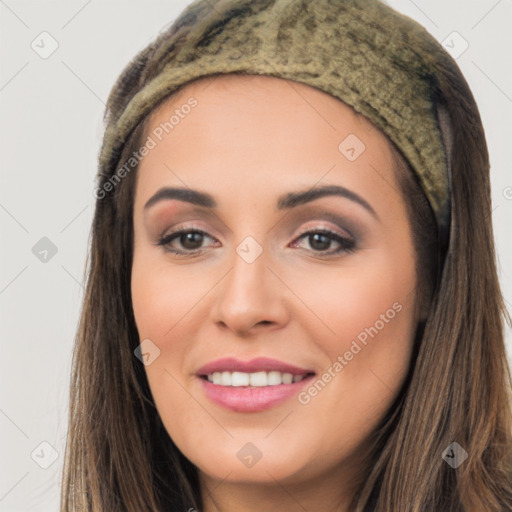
[179,433,323,485]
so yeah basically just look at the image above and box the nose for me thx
[210,243,289,337]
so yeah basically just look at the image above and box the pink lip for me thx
[199,377,315,412]
[196,357,316,413]
[196,357,313,376]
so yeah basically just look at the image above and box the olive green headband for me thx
[99,0,454,246]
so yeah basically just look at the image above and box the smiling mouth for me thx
[199,370,316,387]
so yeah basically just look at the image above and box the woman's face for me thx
[131,75,419,497]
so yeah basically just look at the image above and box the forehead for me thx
[143,73,393,159]
[135,74,398,209]
[147,74,373,132]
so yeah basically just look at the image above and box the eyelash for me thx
[155,225,356,257]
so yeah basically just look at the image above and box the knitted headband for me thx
[99,0,454,248]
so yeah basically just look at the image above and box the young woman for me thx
[60,0,512,510]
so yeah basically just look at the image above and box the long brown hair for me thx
[60,2,512,511]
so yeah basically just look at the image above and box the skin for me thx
[131,74,420,512]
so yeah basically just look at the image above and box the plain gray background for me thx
[1,1,511,510]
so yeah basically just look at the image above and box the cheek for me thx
[290,243,417,400]
[130,255,205,438]
[293,244,416,351]
[131,245,205,339]
[130,246,219,378]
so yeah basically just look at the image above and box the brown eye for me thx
[156,229,217,255]
[291,229,356,256]
[308,232,332,251]
[179,231,205,250]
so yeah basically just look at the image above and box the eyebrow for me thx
[144,185,378,219]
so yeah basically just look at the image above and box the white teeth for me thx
[206,371,307,387]
[281,373,293,384]
[267,371,282,385]
[249,371,267,387]
[231,371,250,387]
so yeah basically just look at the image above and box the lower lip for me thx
[198,376,315,412]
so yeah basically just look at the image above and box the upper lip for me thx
[196,357,315,376]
